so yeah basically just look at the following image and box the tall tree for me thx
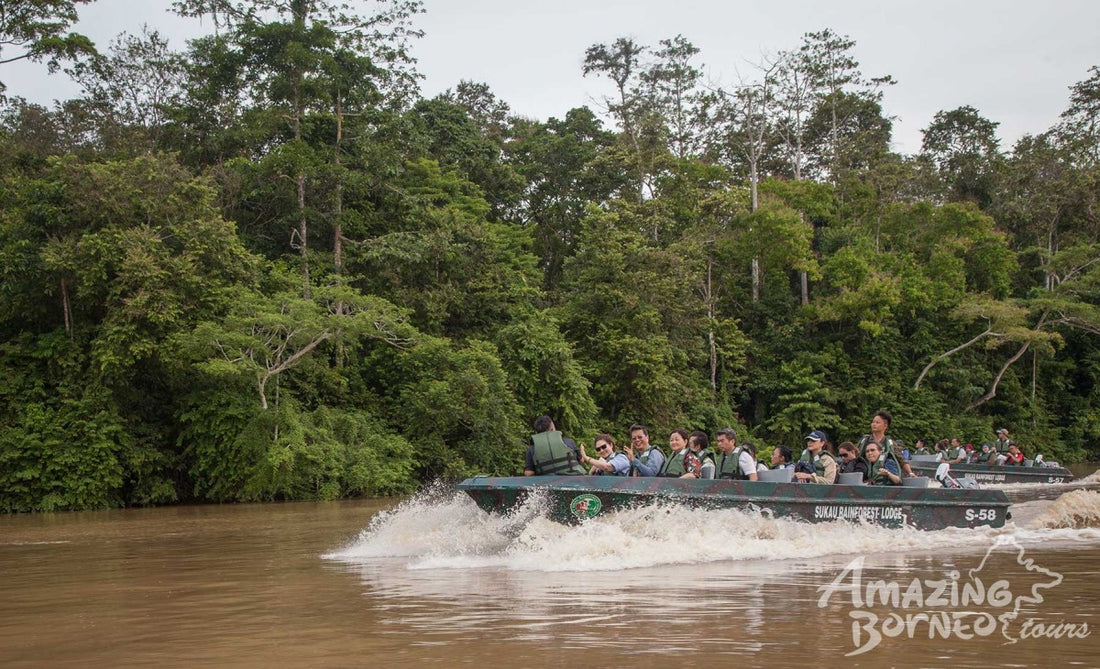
[920,105,1001,207]
[65,27,186,153]
[796,29,895,183]
[583,36,650,201]
[0,0,96,93]
[641,34,704,161]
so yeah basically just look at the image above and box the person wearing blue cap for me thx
[794,430,837,484]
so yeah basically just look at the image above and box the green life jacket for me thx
[947,446,963,461]
[859,435,902,466]
[799,448,837,482]
[660,450,688,477]
[994,437,1011,454]
[717,446,748,480]
[695,448,716,467]
[915,447,931,455]
[868,456,900,485]
[637,445,664,468]
[816,451,837,479]
[530,431,586,475]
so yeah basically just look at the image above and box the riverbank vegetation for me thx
[2,1,1098,510]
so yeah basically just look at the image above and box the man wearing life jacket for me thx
[944,437,966,464]
[993,428,1013,455]
[524,415,586,476]
[624,424,665,476]
[794,429,838,484]
[858,410,913,477]
[913,439,931,456]
[714,427,758,480]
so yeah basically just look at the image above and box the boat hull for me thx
[456,476,1011,530]
[909,462,1074,485]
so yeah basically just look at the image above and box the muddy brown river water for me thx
[3,475,1099,667]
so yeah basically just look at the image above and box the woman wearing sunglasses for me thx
[581,434,631,476]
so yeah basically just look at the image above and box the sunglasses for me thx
[596,444,611,452]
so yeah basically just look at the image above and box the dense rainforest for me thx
[1,1,1098,511]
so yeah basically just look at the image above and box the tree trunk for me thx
[705,252,717,391]
[751,258,761,303]
[298,174,310,299]
[914,328,997,389]
[966,341,1030,411]
[750,161,760,302]
[60,277,72,339]
[333,95,344,278]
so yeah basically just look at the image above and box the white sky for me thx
[4,0,1099,155]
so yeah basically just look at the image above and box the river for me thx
[3,472,1100,667]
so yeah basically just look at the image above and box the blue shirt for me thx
[632,447,666,477]
[597,452,631,476]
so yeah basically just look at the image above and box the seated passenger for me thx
[659,429,700,477]
[794,430,838,484]
[865,441,901,485]
[913,439,931,456]
[1003,443,1025,466]
[581,434,630,476]
[714,428,758,481]
[944,437,966,464]
[688,431,716,479]
[838,441,869,482]
[770,445,794,470]
[524,414,586,476]
[624,424,665,477]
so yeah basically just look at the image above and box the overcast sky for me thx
[5,0,1099,154]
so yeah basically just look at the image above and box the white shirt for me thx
[739,451,756,477]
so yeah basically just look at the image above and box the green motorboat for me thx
[456,475,1011,530]
[908,456,1074,485]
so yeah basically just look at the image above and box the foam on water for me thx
[325,483,1100,574]
[1076,468,1100,483]
[1026,489,1100,529]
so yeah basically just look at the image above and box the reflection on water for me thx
[2,485,1100,667]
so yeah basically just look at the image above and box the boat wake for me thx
[1076,468,1100,483]
[1025,489,1100,529]
[323,484,1100,573]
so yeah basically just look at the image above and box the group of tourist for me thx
[523,410,934,486]
[908,428,1026,466]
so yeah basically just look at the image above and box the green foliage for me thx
[0,336,134,511]
[766,359,842,444]
[492,309,599,437]
[387,337,526,479]
[4,26,1100,515]
[179,387,417,502]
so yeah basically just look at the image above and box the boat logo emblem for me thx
[569,494,602,519]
